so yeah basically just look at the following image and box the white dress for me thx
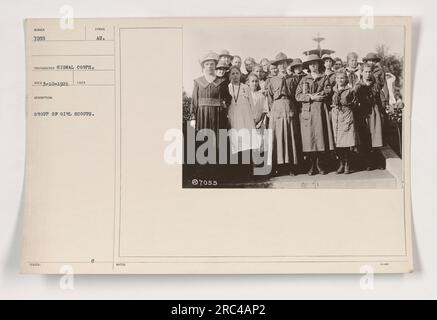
[250,90,269,152]
[227,83,261,154]
[250,91,269,124]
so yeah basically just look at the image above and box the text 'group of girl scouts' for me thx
[188,49,389,179]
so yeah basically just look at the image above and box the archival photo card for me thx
[21,17,412,274]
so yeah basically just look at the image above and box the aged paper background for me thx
[21,17,412,274]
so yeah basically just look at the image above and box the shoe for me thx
[308,167,316,176]
[308,162,316,176]
[308,154,316,176]
[344,160,351,174]
[336,160,345,174]
[365,159,373,171]
[374,150,385,170]
[365,160,374,170]
[316,157,327,175]
[270,169,280,177]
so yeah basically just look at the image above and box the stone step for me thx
[184,146,402,189]
[218,145,402,189]
[222,169,397,189]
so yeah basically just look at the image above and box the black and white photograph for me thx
[5,0,437,300]
[182,25,405,188]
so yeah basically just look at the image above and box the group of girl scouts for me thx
[189,49,388,179]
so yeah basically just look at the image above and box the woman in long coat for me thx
[266,52,300,176]
[285,58,306,170]
[190,51,232,175]
[353,63,384,170]
[295,54,335,175]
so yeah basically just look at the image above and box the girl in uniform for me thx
[252,64,267,94]
[295,54,335,175]
[266,52,300,176]
[345,52,361,87]
[322,54,336,86]
[260,58,270,80]
[247,73,269,156]
[362,52,389,108]
[353,63,384,170]
[216,60,230,83]
[331,70,357,174]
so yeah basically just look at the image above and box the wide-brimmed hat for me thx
[216,60,230,70]
[271,52,293,65]
[321,54,334,62]
[218,49,233,59]
[199,51,219,66]
[362,52,381,62]
[302,54,323,66]
[289,58,303,68]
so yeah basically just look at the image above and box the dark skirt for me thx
[355,105,383,150]
[194,105,229,180]
[196,105,227,134]
[268,98,299,165]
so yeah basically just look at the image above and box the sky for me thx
[183,25,404,93]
